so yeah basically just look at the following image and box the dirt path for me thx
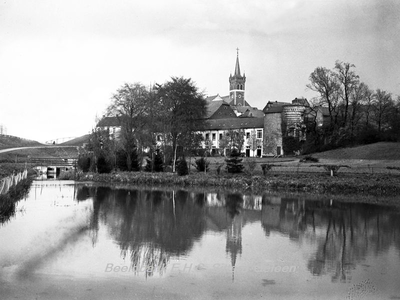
[0,145,77,154]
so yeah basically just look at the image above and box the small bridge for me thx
[29,157,78,178]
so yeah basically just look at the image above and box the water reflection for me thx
[2,183,400,298]
[76,185,400,283]
[261,196,400,282]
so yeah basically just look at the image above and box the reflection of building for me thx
[261,196,305,239]
[226,214,243,282]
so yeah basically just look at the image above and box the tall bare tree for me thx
[334,61,359,127]
[307,67,341,128]
[372,89,394,133]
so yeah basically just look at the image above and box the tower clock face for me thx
[237,92,244,100]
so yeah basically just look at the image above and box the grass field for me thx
[60,134,90,146]
[0,135,42,150]
[192,142,400,175]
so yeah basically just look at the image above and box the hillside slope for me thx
[0,135,42,150]
[312,142,400,160]
[61,134,90,146]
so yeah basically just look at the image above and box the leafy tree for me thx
[107,82,148,171]
[204,138,213,156]
[225,149,244,174]
[218,133,230,156]
[87,128,116,172]
[154,77,207,172]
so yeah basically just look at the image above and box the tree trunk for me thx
[172,138,177,173]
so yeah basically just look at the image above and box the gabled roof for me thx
[262,101,288,113]
[235,106,264,118]
[203,117,264,131]
[291,97,309,106]
[206,100,232,119]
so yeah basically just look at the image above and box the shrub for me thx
[245,158,257,175]
[194,157,209,173]
[97,155,112,174]
[78,155,91,172]
[58,169,77,180]
[260,163,272,176]
[300,156,319,163]
[176,158,189,176]
[225,149,244,174]
[216,164,224,175]
[116,148,140,171]
[283,136,303,156]
[153,150,164,172]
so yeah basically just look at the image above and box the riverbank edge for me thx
[72,171,400,197]
[0,177,34,221]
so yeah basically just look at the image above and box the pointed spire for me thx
[234,48,241,76]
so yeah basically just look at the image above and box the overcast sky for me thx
[1,0,399,142]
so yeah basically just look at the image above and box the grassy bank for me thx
[72,171,400,197]
[0,163,29,179]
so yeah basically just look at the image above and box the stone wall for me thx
[263,113,283,156]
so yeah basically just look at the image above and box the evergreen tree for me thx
[153,150,164,172]
[225,149,244,174]
[116,148,140,171]
[176,157,189,176]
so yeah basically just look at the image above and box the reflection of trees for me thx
[0,179,33,225]
[260,195,400,282]
[77,185,400,282]
[87,187,206,277]
[306,203,400,282]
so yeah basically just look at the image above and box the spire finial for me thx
[234,48,241,76]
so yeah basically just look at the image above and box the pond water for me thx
[1,180,400,299]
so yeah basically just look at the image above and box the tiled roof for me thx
[262,101,288,113]
[264,105,284,114]
[203,117,264,130]
[206,100,231,118]
[236,106,264,118]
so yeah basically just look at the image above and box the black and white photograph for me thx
[1,0,400,299]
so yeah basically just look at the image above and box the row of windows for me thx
[205,130,262,141]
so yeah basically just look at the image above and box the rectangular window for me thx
[257,130,262,139]
[205,133,209,140]
[219,133,223,140]
[212,133,216,140]
[246,132,250,139]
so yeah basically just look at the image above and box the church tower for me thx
[229,49,246,106]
